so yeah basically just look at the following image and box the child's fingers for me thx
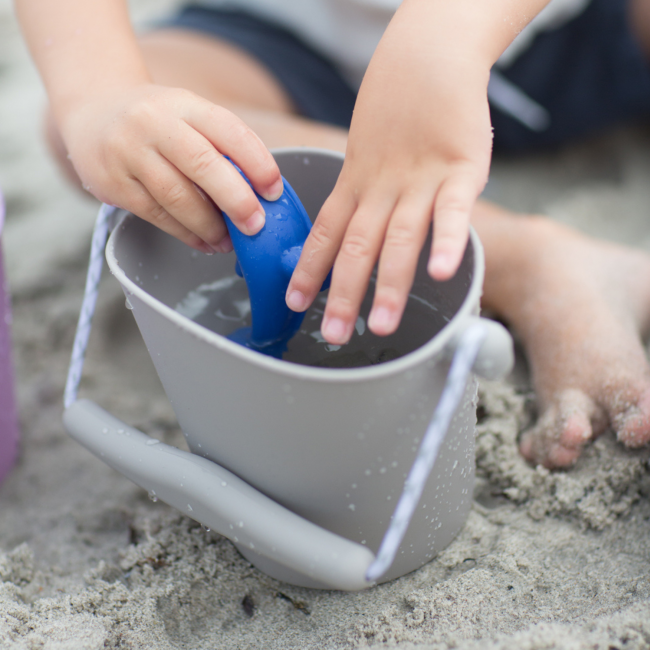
[118,176,215,254]
[286,188,357,314]
[368,192,434,337]
[131,149,229,250]
[158,123,266,236]
[185,101,283,202]
[428,171,482,280]
[320,195,396,345]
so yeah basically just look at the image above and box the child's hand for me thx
[285,0,534,345]
[61,84,283,253]
[287,65,491,343]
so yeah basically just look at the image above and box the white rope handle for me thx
[366,322,487,583]
[64,204,116,409]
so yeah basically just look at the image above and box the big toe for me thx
[519,390,606,469]
[610,386,650,448]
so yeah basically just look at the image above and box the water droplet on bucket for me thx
[146,439,160,446]
[187,504,193,512]
[125,297,133,310]
[348,504,356,511]
[148,490,158,502]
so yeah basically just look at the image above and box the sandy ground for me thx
[2,1,650,648]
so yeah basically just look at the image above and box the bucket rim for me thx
[107,217,484,384]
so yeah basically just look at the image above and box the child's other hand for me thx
[61,84,283,253]
[286,5,493,345]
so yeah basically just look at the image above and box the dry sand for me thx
[2,1,650,648]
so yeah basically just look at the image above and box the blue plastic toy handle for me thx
[222,162,330,357]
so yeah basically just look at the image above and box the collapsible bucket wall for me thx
[0,191,19,483]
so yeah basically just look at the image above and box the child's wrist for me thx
[52,77,151,132]
[396,0,539,69]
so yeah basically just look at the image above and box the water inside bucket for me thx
[174,272,450,368]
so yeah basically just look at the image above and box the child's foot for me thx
[474,203,650,468]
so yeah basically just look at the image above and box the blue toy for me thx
[222,162,331,358]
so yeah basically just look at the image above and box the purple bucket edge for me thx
[0,190,19,484]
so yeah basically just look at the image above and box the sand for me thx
[2,1,650,648]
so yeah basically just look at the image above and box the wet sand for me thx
[2,1,650,647]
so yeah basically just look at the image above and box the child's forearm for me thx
[14,0,150,123]
[392,0,552,70]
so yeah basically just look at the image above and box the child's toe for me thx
[610,386,650,448]
[519,390,604,468]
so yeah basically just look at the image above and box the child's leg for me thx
[139,29,349,153]
[474,202,650,468]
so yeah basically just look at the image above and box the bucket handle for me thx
[63,205,513,591]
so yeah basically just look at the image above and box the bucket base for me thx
[235,542,436,590]
[236,544,334,589]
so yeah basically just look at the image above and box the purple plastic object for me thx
[0,191,19,484]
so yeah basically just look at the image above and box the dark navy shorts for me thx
[163,1,650,152]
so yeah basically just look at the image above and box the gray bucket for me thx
[64,148,513,590]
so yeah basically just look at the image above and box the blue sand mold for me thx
[222,162,331,358]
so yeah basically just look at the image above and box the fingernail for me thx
[245,210,265,234]
[428,253,454,279]
[199,242,216,255]
[214,236,234,254]
[322,317,350,344]
[286,289,307,312]
[265,179,284,201]
[368,306,398,334]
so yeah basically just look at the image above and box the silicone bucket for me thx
[0,190,19,484]
[64,148,513,590]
